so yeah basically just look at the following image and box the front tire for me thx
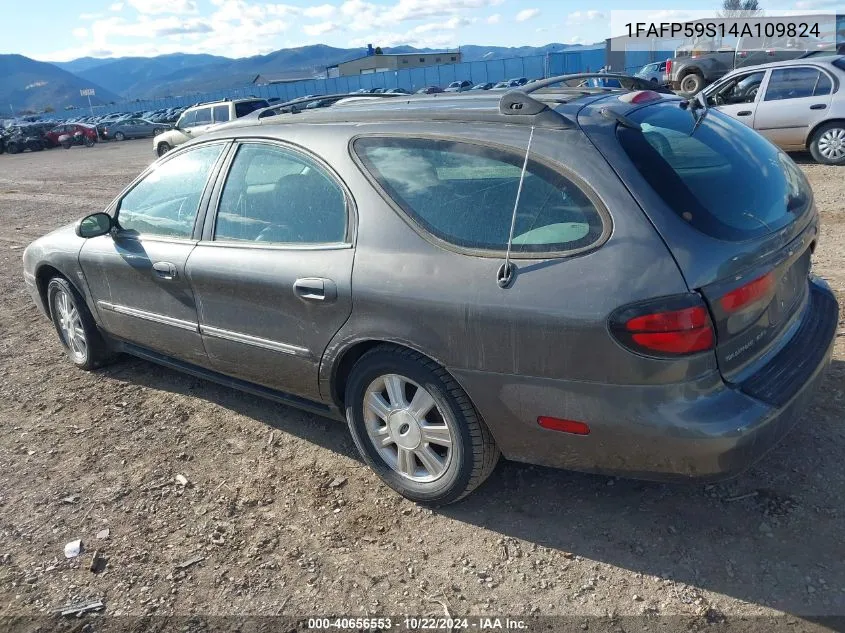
[47,277,114,370]
[114,131,125,141]
[344,345,499,505]
[156,141,171,157]
[6,142,20,154]
[809,122,845,165]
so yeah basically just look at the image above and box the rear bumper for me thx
[451,280,838,482]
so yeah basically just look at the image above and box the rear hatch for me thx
[596,98,822,387]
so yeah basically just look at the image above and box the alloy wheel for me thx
[363,373,454,483]
[818,127,845,161]
[54,288,87,363]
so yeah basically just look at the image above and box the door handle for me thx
[810,104,827,110]
[152,261,178,280]
[737,110,752,116]
[293,278,337,302]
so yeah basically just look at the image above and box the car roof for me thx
[722,54,844,73]
[207,85,669,140]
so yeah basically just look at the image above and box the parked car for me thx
[23,79,838,504]
[490,81,512,90]
[470,83,495,91]
[445,80,473,93]
[385,87,411,94]
[2,127,45,153]
[635,60,668,85]
[58,129,95,149]
[153,98,269,156]
[668,34,831,96]
[104,118,171,141]
[508,77,528,86]
[702,55,845,164]
[416,86,444,94]
[45,123,98,147]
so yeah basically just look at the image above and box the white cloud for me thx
[516,8,540,22]
[303,21,340,36]
[303,4,336,19]
[72,27,89,38]
[340,0,502,31]
[486,13,501,24]
[79,12,105,20]
[109,2,124,10]
[566,10,605,23]
[126,0,198,14]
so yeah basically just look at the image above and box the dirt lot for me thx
[0,140,843,629]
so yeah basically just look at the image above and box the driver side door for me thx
[78,142,229,366]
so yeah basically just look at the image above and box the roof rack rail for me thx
[256,92,399,119]
[521,73,674,95]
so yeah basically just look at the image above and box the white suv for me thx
[153,98,269,156]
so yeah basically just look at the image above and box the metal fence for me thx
[47,47,672,119]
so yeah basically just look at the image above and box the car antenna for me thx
[497,125,535,289]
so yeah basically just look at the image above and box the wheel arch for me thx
[806,118,845,150]
[325,338,455,410]
[35,264,89,322]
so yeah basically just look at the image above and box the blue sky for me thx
[5,0,838,62]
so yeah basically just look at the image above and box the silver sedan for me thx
[703,55,845,164]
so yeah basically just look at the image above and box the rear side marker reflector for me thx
[538,417,591,435]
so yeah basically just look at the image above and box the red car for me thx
[44,123,98,147]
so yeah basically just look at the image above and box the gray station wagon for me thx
[23,78,839,504]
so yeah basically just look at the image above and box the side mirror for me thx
[75,212,113,238]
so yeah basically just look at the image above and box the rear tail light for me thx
[766,49,775,56]
[610,294,715,357]
[719,272,775,313]
[620,90,663,104]
[738,51,748,58]
[665,59,672,75]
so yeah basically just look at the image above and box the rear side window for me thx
[235,100,270,118]
[354,137,605,254]
[617,102,811,241]
[212,105,230,122]
[764,67,832,100]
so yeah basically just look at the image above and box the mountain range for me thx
[3,43,585,114]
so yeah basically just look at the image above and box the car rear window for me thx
[354,137,606,254]
[616,102,812,241]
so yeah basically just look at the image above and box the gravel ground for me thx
[0,140,843,629]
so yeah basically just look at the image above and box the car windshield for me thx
[616,101,812,241]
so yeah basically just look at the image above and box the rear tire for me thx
[62,141,72,149]
[809,122,845,165]
[84,136,95,147]
[153,127,163,136]
[46,277,115,370]
[344,344,499,505]
[156,141,171,157]
[679,72,704,96]
[6,142,20,154]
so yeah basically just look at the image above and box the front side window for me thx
[764,67,832,101]
[177,110,197,128]
[710,71,765,105]
[214,143,347,245]
[194,108,212,124]
[354,137,606,254]
[117,144,224,239]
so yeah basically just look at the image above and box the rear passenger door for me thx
[753,66,834,149]
[186,141,354,402]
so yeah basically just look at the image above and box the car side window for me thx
[716,71,765,104]
[214,143,347,245]
[764,67,832,101]
[194,108,212,124]
[117,144,224,239]
[213,105,230,123]
[178,110,197,128]
[354,137,605,254]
